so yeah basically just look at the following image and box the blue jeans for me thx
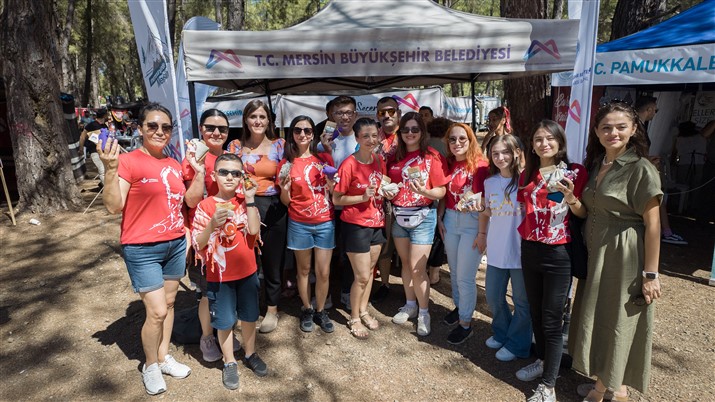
[443,209,481,323]
[485,265,532,358]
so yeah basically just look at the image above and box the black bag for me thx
[567,214,588,279]
[172,305,202,344]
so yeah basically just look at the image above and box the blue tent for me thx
[598,0,715,52]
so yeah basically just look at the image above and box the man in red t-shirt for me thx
[192,154,266,390]
[373,96,402,302]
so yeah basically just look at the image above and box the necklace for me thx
[602,156,614,166]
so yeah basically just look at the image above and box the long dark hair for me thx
[584,102,650,171]
[488,134,522,199]
[522,119,570,186]
[241,100,276,142]
[396,112,429,161]
[284,115,317,162]
[200,108,229,126]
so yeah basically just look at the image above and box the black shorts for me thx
[341,222,386,253]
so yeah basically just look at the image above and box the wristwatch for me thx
[642,271,659,279]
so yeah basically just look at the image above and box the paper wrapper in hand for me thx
[539,164,566,192]
[378,176,399,197]
[215,201,235,212]
[407,167,422,180]
[323,121,340,140]
[278,161,292,182]
[456,191,481,211]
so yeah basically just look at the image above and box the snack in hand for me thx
[456,191,482,211]
[278,161,292,182]
[323,121,340,140]
[407,167,422,180]
[322,165,338,180]
[215,201,235,212]
[378,176,399,197]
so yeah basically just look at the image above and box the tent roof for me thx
[182,0,579,94]
[598,0,715,52]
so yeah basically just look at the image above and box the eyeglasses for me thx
[203,124,229,134]
[144,122,173,135]
[377,108,397,118]
[448,136,469,144]
[217,169,242,177]
[333,110,356,118]
[400,127,421,134]
[292,127,314,136]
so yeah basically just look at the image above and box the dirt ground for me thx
[1,179,714,402]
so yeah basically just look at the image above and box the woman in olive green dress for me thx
[569,102,663,402]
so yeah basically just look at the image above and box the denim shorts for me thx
[287,218,335,250]
[122,236,187,293]
[391,207,437,245]
[206,272,260,330]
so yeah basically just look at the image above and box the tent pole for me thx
[470,74,477,131]
[264,80,276,132]
[188,81,200,139]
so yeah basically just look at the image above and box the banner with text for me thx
[128,0,183,160]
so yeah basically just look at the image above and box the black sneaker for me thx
[447,325,472,345]
[243,353,268,377]
[443,308,459,325]
[313,310,335,333]
[222,362,240,390]
[300,307,315,332]
[370,285,390,303]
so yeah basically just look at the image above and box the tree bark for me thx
[215,0,223,27]
[552,0,565,19]
[167,0,177,51]
[501,0,549,143]
[82,0,93,106]
[227,0,245,31]
[58,0,77,93]
[1,0,82,213]
[610,0,666,40]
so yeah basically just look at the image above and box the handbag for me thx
[393,205,431,229]
[567,213,588,279]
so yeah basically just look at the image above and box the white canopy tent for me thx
[181,0,578,136]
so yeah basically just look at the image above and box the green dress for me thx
[569,148,663,393]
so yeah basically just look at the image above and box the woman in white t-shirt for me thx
[481,134,532,362]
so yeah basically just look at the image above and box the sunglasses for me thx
[400,127,421,134]
[448,136,469,144]
[293,127,314,136]
[144,122,173,135]
[216,169,242,177]
[204,124,229,134]
[377,109,397,118]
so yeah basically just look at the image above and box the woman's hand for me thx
[320,131,333,154]
[557,177,577,204]
[437,218,446,241]
[363,183,377,200]
[642,277,661,304]
[408,178,427,196]
[475,233,487,253]
[326,177,336,193]
[97,138,120,170]
[186,151,206,176]
[280,175,291,193]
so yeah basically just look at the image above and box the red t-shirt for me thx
[444,159,490,210]
[276,153,335,224]
[192,196,257,282]
[117,150,186,245]
[387,147,450,207]
[517,163,588,245]
[334,155,386,228]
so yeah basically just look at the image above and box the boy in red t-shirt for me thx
[192,154,264,390]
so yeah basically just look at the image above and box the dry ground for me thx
[0,181,713,401]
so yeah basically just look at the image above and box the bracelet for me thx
[567,199,578,206]
[246,202,257,207]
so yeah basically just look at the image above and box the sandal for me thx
[348,318,369,339]
[359,312,379,330]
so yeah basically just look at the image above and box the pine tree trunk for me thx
[227,0,245,31]
[1,0,82,213]
[501,0,549,143]
[167,0,177,50]
[82,0,93,106]
[58,0,76,92]
[610,0,666,40]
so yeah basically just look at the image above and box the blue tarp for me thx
[598,0,715,52]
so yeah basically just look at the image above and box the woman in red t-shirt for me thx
[515,119,588,402]
[387,112,450,337]
[99,103,202,395]
[226,100,286,333]
[277,116,336,334]
[436,123,489,345]
[333,118,387,339]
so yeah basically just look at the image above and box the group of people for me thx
[98,95,664,402]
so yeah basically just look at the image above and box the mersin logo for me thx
[523,40,560,61]
[206,50,243,69]
[392,93,420,112]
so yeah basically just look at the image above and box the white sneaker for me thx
[159,355,191,379]
[516,359,544,382]
[485,336,504,349]
[527,383,555,402]
[417,313,431,336]
[142,363,167,395]
[340,291,352,311]
[200,335,222,362]
[392,304,418,324]
[495,346,517,362]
